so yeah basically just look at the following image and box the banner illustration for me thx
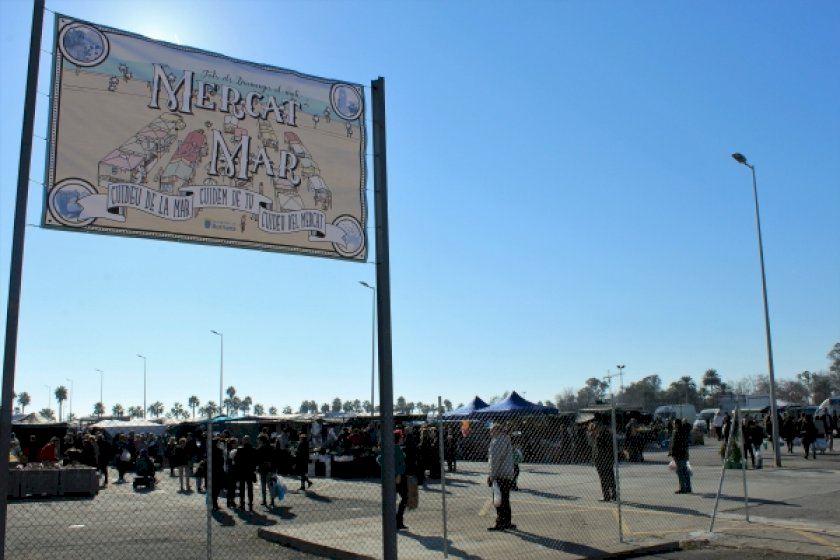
[44,15,366,260]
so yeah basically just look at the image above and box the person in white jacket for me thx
[487,423,516,531]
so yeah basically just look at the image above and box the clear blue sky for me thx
[2,1,838,417]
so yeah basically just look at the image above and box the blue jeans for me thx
[675,460,691,493]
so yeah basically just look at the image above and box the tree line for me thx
[13,342,838,421]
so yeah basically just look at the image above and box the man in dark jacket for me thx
[801,416,818,460]
[235,436,257,511]
[589,420,616,502]
[209,438,226,511]
[668,419,692,494]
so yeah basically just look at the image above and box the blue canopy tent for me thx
[442,396,489,418]
[473,391,555,417]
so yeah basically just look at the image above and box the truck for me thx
[654,404,697,423]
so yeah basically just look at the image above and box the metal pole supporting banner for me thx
[206,414,213,560]
[0,1,45,556]
[372,77,397,560]
[437,396,449,558]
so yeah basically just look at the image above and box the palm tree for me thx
[39,408,56,421]
[54,386,68,422]
[17,392,31,414]
[147,401,164,418]
[170,402,185,418]
[226,386,237,400]
[253,403,264,416]
[240,396,252,415]
[93,402,105,417]
[188,395,200,418]
[443,399,453,411]
[223,398,234,416]
[127,405,143,418]
[112,404,125,417]
[205,400,219,416]
[270,406,280,415]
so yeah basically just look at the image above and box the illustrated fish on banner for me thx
[43,15,367,260]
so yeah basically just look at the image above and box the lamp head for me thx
[359,281,372,289]
[731,153,748,165]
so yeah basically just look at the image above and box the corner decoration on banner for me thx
[43,15,367,260]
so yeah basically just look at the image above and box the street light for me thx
[616,364,625,401]
[211,330,224,414]
[65,378,73,419]
[95,369,104,411]
[359,281,376,417]
[731,152,781,467]
[137,354,147,419]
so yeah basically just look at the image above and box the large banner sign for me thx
[43,15,367,260]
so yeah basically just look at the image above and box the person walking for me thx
[236,435,256,511]
[377,431,409,530]
[487,423,516,531]
[783,414,796,454]
[712,411,724,441]
[174,437,191,492]
[296,434,313,491]
[96,433,112,487]
[668,419,692,494]
[209,437,225,511]
[801,415,818,460]
[256,434,275,507]
[588,420,616,502]
[225,438,238,508]
[444,432,458,473]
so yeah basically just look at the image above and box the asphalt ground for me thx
[5,440,839,559]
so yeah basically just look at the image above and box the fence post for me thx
[610,393,623,543]
[710,406,735,532]
[437,396,448,558]
[737,403,750,522]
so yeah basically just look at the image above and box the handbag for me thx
[492,481,502,507]
[667,459,677,471]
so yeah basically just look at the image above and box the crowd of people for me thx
[8,405,837,537]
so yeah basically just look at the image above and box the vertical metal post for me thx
[610,391,623,543]
[737,403,750,522]
[437,396,449,558]
[372,77,397,560]
[0,1,45,555]
[748,164,781,468]
[206,414,213,560]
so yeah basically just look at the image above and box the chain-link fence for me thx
[5,402,791,560]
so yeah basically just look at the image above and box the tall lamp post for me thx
[95,369,104,411]
[616,364,625,402]
[731,152,781,467]
[137,354,147,419]
[65,378,73,420]
[359,281,376,417]
[211,330,224,414]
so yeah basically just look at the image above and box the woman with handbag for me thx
[114,433,132,483]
